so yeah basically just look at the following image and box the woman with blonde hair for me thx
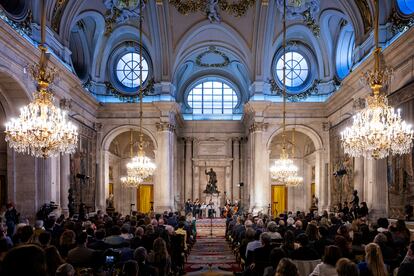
[358,243,387,276]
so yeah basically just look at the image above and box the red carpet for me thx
[185,219,241,275]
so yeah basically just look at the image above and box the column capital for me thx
[249,122,268,133]
[232,137,242,143]
[156,122,176,132]
[182,137,194,142]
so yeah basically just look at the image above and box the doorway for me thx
[137,185,153,213]
[271,185,287,217]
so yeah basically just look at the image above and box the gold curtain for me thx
[311,183,315,197]
[271,185,287,216]
[137,185,153,213]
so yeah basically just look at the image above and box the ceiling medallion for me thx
[103,0,147,35]
[195,46,230,68]
[169,0,255,23]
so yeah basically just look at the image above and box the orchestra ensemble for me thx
[184,198,240,219]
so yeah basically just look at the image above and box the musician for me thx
[185,199,193,215]
[193,199,201,219]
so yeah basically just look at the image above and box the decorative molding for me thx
[93,122,103,131]
[352,97,366,111]
[354,0,372,34]
[51,0,69,33]
[0,8,32,36]
[322,122,331,132]
[389,8,414,36]
[249,122,268,133]
[103,0,147,35]
[269,78,320,102]
[169,0,255,23]
[59,98,72,111]
[195,46,230,68]
[156,122,176,132]
[302,8,320,37]
[103,78,155,103]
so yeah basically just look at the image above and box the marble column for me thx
[225,166,232,199]
[193,166,200,200]
[354,157,365,201]
[184,138,193,201]
[232,138,240,201]
[60,154,70,216]
[249,122,268,213]
[304,162,313,211]
[367,159,388,220]
[155,123,175,212]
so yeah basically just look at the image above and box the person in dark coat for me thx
[291,233,319,260]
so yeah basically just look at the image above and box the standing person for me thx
[185,199,192,215]
[4,203,19,237]
[349,190,359,218]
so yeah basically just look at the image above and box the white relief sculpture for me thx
[276,0,319,20]
[206,0,221,23]
[104,0,145,24]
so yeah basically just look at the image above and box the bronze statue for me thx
[204,168,219,194]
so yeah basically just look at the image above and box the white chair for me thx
[292,259,321,276]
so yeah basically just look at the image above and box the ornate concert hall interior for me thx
[1,0,414,274]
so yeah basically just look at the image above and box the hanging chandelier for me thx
[120,130,142,188]
[341,0,413,160]
[270,151,299,182]
[286,175,303,187]
[270,0,301,184]
[4,0,78,158]
[122,0,155,185]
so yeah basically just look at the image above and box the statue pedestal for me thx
[204,193,221,218]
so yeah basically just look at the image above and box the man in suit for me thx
[67,232,97,267]
[251,232,273,275]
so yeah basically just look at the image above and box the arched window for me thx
[115,51,149,88]
[186,79,238,115]
[336,24,355,79]
[397,0,414,15]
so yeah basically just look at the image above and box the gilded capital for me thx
[156,122,176,132]
[249,122,268,133]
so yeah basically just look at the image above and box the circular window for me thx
[276,51,309,88]
[115,52,148,88]
[397,0,414,15]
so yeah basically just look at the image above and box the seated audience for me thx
[336,258,359,276]
[275,258,299,276]
[310,245,342,276]
[358,243,388,276]
[291,233,319,260]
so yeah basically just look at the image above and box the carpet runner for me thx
[185,218,242,275]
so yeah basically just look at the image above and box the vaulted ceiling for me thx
[0,0,410,106]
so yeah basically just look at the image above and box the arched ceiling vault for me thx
[2,0,402,103]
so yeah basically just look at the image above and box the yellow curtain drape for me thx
[311,183,315,197]
[137,185,153,213]
[271,185,287,216]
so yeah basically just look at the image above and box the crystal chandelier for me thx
[270,0,301,184]
[122,0,155,185]
[341,0,413,160]
[4,0,78,158]
[120,130,142,188]
[121,175,143,188]
[270,151,299,182]
[286,175,303,187]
